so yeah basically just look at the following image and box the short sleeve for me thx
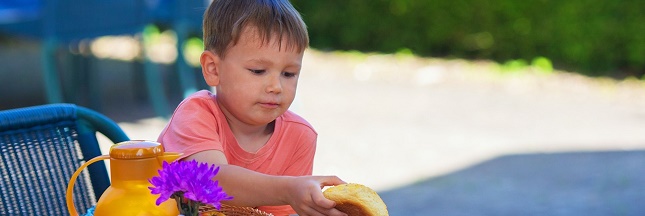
[282,132,316,176]
[158,92,223,160]
[274,112,317,176]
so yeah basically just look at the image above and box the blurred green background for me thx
[2,0,644,118]
[292,0,645,78]
[3,0,644,90]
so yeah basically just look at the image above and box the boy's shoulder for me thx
[172,90,218,116]
[178,90,217,108]
[179,90,316,134]
[280,110,316,135]
[185,90,216,102]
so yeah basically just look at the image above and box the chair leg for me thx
[175,21,198,98]
[41,38,64,103]
[87,56,102,111]
[132,61,147,102]
[143,59,171,118]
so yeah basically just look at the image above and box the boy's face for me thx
[212,26,304,126]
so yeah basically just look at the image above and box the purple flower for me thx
[148,160,233,211]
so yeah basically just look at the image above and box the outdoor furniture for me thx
[0,0,172,117]
[149,0,210,98]
[0,103,130,215]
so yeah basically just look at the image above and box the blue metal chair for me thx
[0,0,172,117]
[0,103,129,215]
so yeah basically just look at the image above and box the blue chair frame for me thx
[0,1,172,117]
[0,103,129,215]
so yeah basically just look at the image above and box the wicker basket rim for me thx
[199,204,274,216]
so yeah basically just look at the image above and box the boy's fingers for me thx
[318,175,346,186]
[327,208,349,216]
[310,197,347,216]
[311,195,348,216]
[312,191,336,209]
[297,204,326,216]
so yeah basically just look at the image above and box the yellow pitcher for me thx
[66,140,182,216]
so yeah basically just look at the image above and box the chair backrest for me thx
[0,0,149,43]
[0,103,129,215]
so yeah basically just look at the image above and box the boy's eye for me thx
[249,69,265,74]
[282,72,297,77]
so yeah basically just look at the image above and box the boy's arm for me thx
[186,150,348,216]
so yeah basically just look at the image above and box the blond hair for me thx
[203,0,309,58]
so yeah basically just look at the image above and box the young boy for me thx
[157,0,347,215]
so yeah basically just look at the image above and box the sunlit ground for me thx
[90,32,645,192]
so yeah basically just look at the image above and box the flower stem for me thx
[175,196,183,215]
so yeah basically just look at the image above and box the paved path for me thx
[98,50,645,215]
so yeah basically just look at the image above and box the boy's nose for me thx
[265,75,282,93]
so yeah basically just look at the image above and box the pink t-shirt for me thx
[158,90,317,215]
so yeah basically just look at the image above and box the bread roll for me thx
[322,183,389,216]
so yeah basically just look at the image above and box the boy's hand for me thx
[285,176,348,216]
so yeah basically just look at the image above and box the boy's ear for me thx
[200,50,220,86]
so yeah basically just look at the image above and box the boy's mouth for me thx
[259,102,279,109]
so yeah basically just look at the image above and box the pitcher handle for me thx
[66,155,110,216]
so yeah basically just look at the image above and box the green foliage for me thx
[142,24,161,46]
[502,59,528,73]
[292,0,645,77]
[183,37,204,67]
[531,57,553,74]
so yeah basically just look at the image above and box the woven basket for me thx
[199,204,274,216]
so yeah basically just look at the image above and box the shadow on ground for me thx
[380,150,645,216]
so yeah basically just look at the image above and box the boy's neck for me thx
[221,108,275,153]
[229,120,275,153]
[227,119,274,137]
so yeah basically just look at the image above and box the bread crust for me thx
[322,183,389,216]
